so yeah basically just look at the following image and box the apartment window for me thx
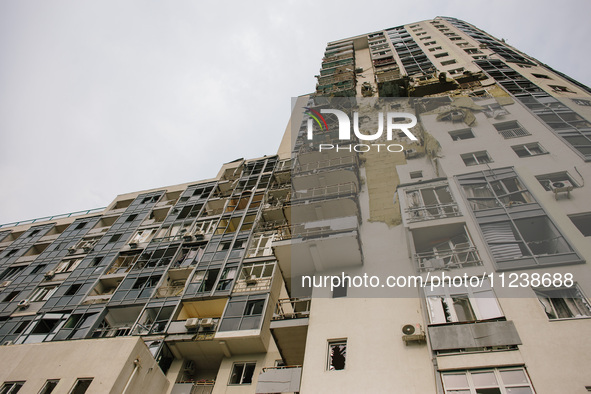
[2,291,19,303]
[140,195,159,204]
[229,362,255,385]
[218,294,267,331]
[125,214,138,222]
[549,85,574,93]
[409,171,423,179]
[573,98,591,106]
[441,59,457,66]
[425,279,502,324]
[512,142,547,157]
[327,340,347,370]
[107,234,122,243]
[31,264,47,274]
[434,52,449,58]
[428,46,442,52]
[535,171,578,191]
[28,230,40,238]
[449,128,474,141]
[532,73,551,80]
[424,41,436,46]
[419,36,432,40]
[493,120,529,138]
[461,151,492,166]
[535,285,591,320]
[0,382,24,394]
[29,286,58,302]
[39,380,59,394]
[569,213,591,236]
[64,284,83,296]
[55,259,82,273]
[69,379,93,394]
[333,283,347,298]
[442,368,534,394]
[74,222,87,230]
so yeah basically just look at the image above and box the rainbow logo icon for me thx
[305,107,329,131]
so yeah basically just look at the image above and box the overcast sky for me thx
[0,0,589,224]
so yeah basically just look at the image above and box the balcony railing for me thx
[273,297,311,320]
[415,245,481,272]
[155,285,185,298]
[0,207,105,229]
[172,381,215,394]
[405,202,460,223]
[292,182,357,201]
[294,155,357,173]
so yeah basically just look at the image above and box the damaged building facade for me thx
[1,16,591,394]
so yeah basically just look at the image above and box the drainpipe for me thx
[121,358,141,394]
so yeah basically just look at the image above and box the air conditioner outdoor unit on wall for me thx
[44,270,56,280]
[200,318,215,328]
[401,323,426,344]
[549,180,573,193]
[185,318,199,329]
[0,281,11,288]
[17,299,30,309]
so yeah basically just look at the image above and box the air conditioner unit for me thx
[401,323,426,344]
[185,318,200,329]
[128,241,139,249]
[183,234,196,242]
[67,247,77,254]
[0,280,11,288]
[245,275,258,285]
[200,318,215,328]
[549,180,574,193]
[82,245,93,253]
[17,299,30,309]
[44,270,56,280]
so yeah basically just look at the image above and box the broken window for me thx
[134,306,175,335]
[462,175,533,210]
[0,266,25,281]
[106,252,141,274]
[29,286,58,302]
[461,151,492,166]
[239,261,274,281]
[449,128,474,141]
[425,279,502,324]
[413,223,481,271]
[405,182,459,222]
[216,267,237,291]
[191,268,220,293]
[172,246,203,268]
[442,368,534,394]
[327,340,347,370]
[246,233,275,258]
[229,362,256,385]
[535,285,591,320]
[512,142,547,157]
[493,121,529,139]
[55,258,83,274]
[549,85,574,93]
[333,282,347,298]
[569,212,591,237]
[2,291,19,303]
[133,245,179,270]
[64,284,83,296]
[69,379,93,394]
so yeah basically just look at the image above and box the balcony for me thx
[291,183,360,224]
[270,298,310,365]
[412,223,481,272]
[273,217,363,281]
[256,366,302,394]
[171,381,214,394]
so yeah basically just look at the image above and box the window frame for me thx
[68,378,93,394]
[228,362,256,385]
[511,142,547,157]
[327,339,347,371]
[534,284,591,320]
[461,151,492,166]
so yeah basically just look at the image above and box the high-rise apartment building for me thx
[1,16,591,394]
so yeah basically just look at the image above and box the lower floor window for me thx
[69,378,93,394]
[535,285,591,320]
[442,367,534,393]
[229,362,256,385]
